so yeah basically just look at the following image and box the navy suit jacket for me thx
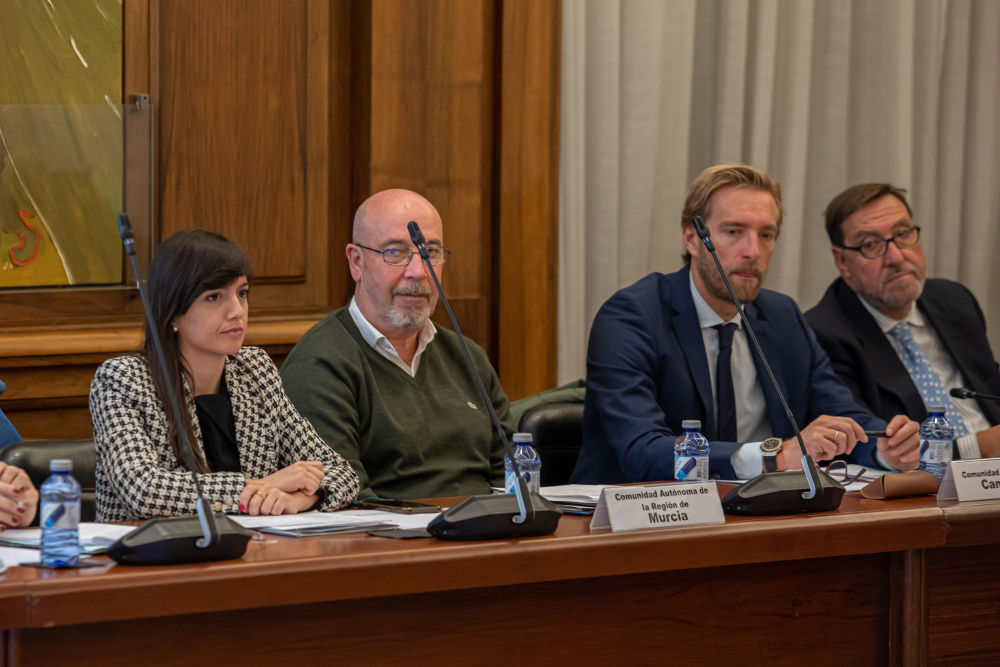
[0,379,23,449]
[571,266,886,484]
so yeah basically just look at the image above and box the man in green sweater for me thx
[281,189,513,501]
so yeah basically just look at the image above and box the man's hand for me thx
[876,415,921,471]
[781,415,866,468]
[247,461,324,495]
[975,424,1000,459]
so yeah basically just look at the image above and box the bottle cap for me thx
[512,433,533,443]
[49,459,72,472]
[928,406,947,414]
[682,420,701,429]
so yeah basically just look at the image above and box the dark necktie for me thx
[714,323,738,442]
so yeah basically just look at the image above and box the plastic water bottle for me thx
[40,459,81,567]
[505,433,541,493]
[674,420,710,482]
[918,407,954,482]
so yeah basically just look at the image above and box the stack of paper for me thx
[0,523,137,555]
[230,509,439,537]
[540,484,609,515]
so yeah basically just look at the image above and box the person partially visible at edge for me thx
[89,229,359,521]
[805,183,1000,460]
[572,164,922,486]
[0,382,38,530]
[0,379,22,449]
[280,189,513,501]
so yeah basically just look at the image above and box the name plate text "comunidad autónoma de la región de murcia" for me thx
[590,482,726,532]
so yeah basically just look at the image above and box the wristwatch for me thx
[761,438,783,473]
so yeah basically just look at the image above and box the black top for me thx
[194,376,241,473]
[194,370,327,511]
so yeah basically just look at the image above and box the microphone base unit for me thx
[427,493,562,541]
[106,514,253,565]
[721,470,846,516]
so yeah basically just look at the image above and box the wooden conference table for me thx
[0,486,997,667]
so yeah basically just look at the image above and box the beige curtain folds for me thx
[559,0,1000,384]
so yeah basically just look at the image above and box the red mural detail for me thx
[9,210,39,267]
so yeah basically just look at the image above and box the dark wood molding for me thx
[496,0,560,400]
[890,549,928,667]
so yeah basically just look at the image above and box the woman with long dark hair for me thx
[89,229,359,521]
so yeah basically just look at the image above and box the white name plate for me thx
[937,457,1000,505]
[590,481,725,532]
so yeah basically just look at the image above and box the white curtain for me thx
[559,0,1000,384]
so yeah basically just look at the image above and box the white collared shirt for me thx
[689,274,771,479]
[348,296,437,378]
[858,297,988,459]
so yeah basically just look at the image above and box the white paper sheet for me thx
[0,523,136,548]
[0,546,41,573]
[231,509,439,532]
[539,484,608,504]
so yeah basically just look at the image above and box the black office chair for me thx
[516,404,584,487]
[0,439,97,523]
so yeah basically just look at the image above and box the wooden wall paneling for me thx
[889,549,928,667]
[328,0,363,311]
[158,0,308,278]
[496,0,560,400]
[927,544,1000,665]
[366,0,496,355]
[155,0,329,315]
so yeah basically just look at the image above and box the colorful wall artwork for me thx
[0,0,123,288]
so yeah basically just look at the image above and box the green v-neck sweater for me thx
[280,307,513,501]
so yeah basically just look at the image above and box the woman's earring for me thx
[172,325,178,332]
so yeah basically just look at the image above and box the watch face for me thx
[761,438,782,454]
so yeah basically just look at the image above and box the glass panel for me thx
[0,0,150,291]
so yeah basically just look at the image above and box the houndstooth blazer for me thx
[90,346,360,521]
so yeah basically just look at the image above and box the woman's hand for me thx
[0,462,38,529]
[247,461,324,495]
[239,484,318,516]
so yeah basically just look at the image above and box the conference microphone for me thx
[406,221,561,540]
[692,216,845,515]
[105,214,251,565]
[951,387,1000,402]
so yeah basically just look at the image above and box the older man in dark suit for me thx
[572,165,921,485]
[805,184,1000,460]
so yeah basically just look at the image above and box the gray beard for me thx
[385,302,431,329]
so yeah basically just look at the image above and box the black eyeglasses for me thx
[825,460,868,486]
[840,226,920,260]
[355,244,451,266]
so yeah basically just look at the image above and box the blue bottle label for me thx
[920,440,952,464]
[505,469,539,493]
[41,501,80,530]
[675,456,708,481]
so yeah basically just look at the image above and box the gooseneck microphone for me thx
[951,387,1000,402]
[106,214,251,565]
[406,221,560,540]
[693,216,844,515]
